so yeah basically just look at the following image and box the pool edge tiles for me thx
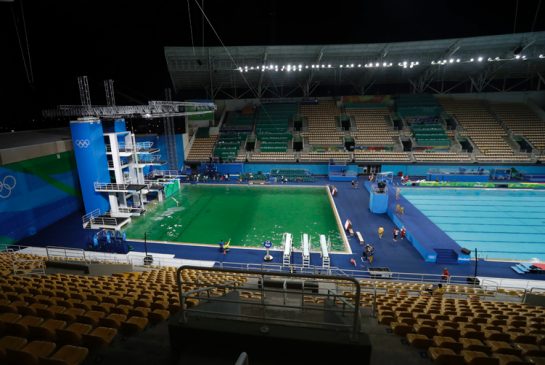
[125,183,350,253]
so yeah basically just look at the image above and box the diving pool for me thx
[401,188,545,261]
[125,184,346,251]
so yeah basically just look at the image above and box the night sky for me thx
[1,0,544,130]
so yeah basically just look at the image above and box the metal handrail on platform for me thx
[176,265,362,341]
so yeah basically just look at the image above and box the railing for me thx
[82,209,100,227]
[137,155,164,164]
[150,170,180,178]
[94,182,130,191]
[176,266,362,341]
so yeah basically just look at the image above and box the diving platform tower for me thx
[72,118,168,230]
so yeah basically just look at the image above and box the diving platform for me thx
[82,210,131,230]
[94,182,147,193]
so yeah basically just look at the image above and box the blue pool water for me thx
[401,188,545,261]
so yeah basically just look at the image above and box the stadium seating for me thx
[346,107,398,148]
[375,291,545,364]
[491,102,545,152]
[186,135,218,162]
[438,98,531,162]
[0,252,248,364]
[255,103,297,153]
[249,152,296,162]
[299,101,345,145]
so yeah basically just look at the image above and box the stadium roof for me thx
[165,32,545,98]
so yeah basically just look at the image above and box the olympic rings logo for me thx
[0,175,16,199]
[75,139,90,148]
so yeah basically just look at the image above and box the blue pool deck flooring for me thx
[15,177,544,281]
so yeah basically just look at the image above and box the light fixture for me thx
[477,57,483,62]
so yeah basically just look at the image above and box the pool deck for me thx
[372,181,465,263]
[14,177,545,281]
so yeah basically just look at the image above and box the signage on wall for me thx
[0,175,16,199]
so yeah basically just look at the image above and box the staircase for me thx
[434,249,458,265]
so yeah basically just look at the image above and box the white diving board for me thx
[319,234,330,269]
[282,233,293,266]
[356,231,364,245]
[302,233,310,267]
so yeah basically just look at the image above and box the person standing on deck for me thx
[378,226,384,239]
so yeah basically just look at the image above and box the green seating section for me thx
[270,169,314,182]
[411,123,450,147]
[396,94,443,119]
[213,133,248,161]
[256,103,297,152]
[223,112,255,132]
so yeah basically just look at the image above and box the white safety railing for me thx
[282,233,293,266]
[82,209,100,228]
[150,170,180,178]
[94,182,131,191]
[301,233,310,267]
[320,234,330,269]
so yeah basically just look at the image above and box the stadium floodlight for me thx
[374,62,379,67]
[322,64,326,68]
[456,59,460,63]
[449,59,454,63]
[327,64,331,68]
[340,64,343,68]
[477,57,483,62]
[357,64,362,67]
[469,58,474,62]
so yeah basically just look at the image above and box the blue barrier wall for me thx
[385,164,545,177]
[242,164,330,175]
[0,152,82,245]
[70,120,110,214]
[205,163,545,178]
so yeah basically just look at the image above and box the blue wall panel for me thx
[0,152,82,244]
[70,120,110,214]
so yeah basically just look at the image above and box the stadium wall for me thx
[0,151,82,246]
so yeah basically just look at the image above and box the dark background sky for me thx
[1,0,544,130]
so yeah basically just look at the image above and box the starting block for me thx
[356,231,364,245]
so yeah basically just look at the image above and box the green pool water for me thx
[125,184,346,251]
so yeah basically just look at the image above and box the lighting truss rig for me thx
[42,101,216,119]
